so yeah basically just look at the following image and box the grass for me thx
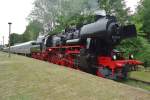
[0,52,150,100]
[129,71,150,83]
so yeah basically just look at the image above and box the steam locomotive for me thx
[4,15,142,80]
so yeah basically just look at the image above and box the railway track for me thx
[129,78,150,86]
[120,78,150,91]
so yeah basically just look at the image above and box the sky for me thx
[125,0,140,12]
[0,0,140,44]
[0,0,34,44]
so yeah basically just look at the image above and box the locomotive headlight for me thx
[112,55,117,60]
[129,54,134,59]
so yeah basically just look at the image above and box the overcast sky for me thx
[0,0,140,44]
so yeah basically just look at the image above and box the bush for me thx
[117,36,150,66]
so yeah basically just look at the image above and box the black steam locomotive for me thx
[6,14,143,80]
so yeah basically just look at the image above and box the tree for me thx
[136,0,150,40]
[98,0,130,24]
[10,33,22,46]
[22,20,43,42]
[52,14,96,34]
[28,0,99,32]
